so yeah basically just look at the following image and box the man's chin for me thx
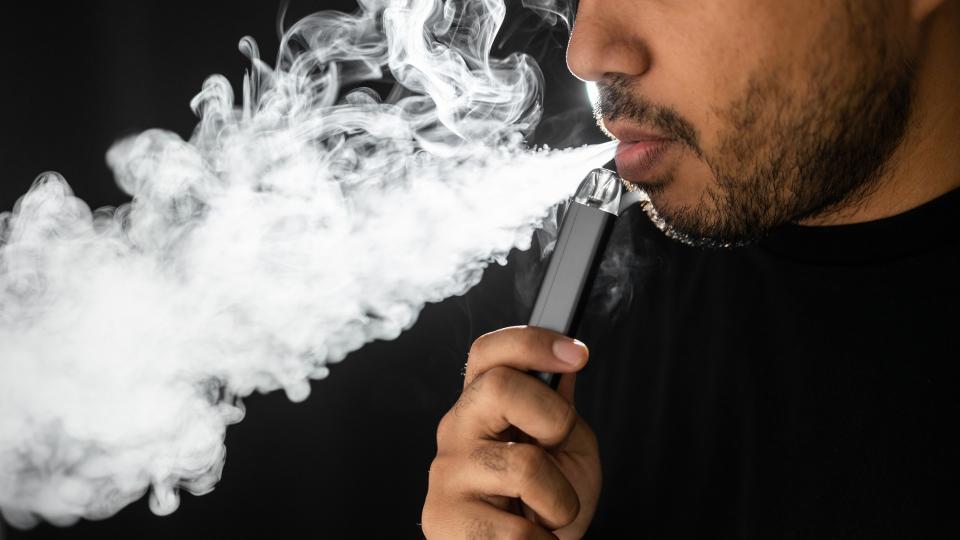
[639,193,758,249]
[620,173,672,197]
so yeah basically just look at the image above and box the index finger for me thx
[464,326,589,388]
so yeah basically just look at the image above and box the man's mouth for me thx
[611,137,673,186]
[604,121,676,184]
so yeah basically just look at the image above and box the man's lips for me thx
[614,139,675,184]
[603,120,677,183]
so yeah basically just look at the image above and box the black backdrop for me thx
[0,1,602,538]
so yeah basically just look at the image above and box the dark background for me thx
[0,1,601,538]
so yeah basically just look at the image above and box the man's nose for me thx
[567,0,651,82]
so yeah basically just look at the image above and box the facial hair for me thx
[595,10,916,248]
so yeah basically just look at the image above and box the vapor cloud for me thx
[0,0,612,528]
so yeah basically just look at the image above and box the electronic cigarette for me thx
[528,168,642,389]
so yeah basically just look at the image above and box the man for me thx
[422,0,960,537]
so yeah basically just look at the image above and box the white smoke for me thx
[0,0,612,529]
[521,0,576,28]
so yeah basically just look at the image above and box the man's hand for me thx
[421,326,601,539]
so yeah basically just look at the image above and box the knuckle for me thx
[483,366,515,400]
[452,387,476,419]
[426,455,448,487]
[420,498,444,539]
[427,455,461,498]
[510,443,548,485]
[465,327,513,383]
[435,411,456,446]
[423,458,467,537]
[467,330,496,364]
[463,338,486,384]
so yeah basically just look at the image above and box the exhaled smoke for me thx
[0,0,613,529]
[521,0,576,29]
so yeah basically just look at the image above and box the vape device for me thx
[528,168,642,389]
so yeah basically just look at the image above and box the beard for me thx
[595,11,916,248]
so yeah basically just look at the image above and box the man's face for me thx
[568,0,916,246]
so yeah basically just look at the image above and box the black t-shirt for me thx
[573,187,960,539]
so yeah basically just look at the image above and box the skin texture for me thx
[421,327,600,539]
[568,0,960,247]
[423,1,959,537]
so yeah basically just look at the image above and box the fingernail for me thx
[553,339,588,365]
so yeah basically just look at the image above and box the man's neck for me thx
[800,2,960,227]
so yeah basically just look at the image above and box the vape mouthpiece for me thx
[573,168,623,215]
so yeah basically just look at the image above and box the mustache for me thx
[595,74,703,157]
